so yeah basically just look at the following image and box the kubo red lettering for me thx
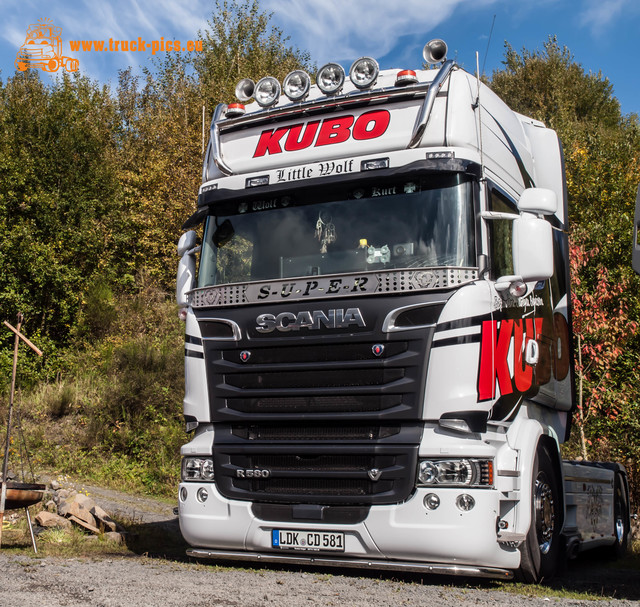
[252,110,391,157]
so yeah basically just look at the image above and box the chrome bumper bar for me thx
[186,548,514,580]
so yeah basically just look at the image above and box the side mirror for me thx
[178,230,198,257]
[514,188,555,283]
[177,230,199,309]
[517,188,557,215]
[494,188,556,296]
[512,213,553,282]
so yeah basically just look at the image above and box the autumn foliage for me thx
[0,14,639,504]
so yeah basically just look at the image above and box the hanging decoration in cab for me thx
[315,210,336,253]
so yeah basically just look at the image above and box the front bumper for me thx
[178,482,520,578]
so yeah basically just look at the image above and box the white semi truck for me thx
[176,40,630,582]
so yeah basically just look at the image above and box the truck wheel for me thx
[517,442,562,583]
[44,58,59,72]
[605,473,629,559]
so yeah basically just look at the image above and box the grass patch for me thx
[5,283,186,500]
[491,582,602,601]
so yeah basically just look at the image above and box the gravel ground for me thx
[0,480,638,607]
[0,553,639,607]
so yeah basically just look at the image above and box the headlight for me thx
[349,57,379,89]
[316,63,345,95]
[254,77,281,107]
[283,70,310,101]
[182,457,215,482]
[417,459,493,487]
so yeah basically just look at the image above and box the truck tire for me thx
[44,58,59,72]
[604,473,629,559]
[517,442,562,583]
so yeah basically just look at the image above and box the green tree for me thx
[490,38,640,506]
[113,0,314,289]
[0,71,121,354]
[193,0,313,109]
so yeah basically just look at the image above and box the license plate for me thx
[272,529,345,552]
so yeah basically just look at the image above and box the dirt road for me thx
[0,480,637,607]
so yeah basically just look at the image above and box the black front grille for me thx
[238,453,383,471]
[231,424,400,441]
[263,478,389,497]
[251,503,370,524]
[226,368,405,390]
[228,394,403,414]
[205,335,427,421]
[196,296,439,505]
[214,442,418,505]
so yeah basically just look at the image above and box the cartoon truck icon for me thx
[15,20,79,73]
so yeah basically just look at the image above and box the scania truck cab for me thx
[176,40,630,582]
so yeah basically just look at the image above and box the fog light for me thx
[283,70,310,101]
[254,77,281,107]
[180,487,188,502]
[197,487,209,503]
[456,494,475,511]
[424,493,440,510]
[349,57,379,89]
[317,63,345,95]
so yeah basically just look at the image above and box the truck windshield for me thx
[198,172,475,287]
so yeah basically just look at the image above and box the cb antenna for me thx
[481,14,496,76]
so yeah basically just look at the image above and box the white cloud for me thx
[2,0,211,83]
[578,0,628,36]
[261,0,499,65]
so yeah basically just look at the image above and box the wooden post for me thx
[0,315,42,548]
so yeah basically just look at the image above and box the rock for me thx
[58,493,81,517]
[57,489,70,501]
[50,480,61,491]
[34,511,72,530]
[67,501,98,528]
[45,500,57,513]
[67,514,100,534]
[104,531,126,545]
[91,505,118,532]
[74,493,97,511]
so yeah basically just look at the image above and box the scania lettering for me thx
[256,308,366,333]
[176,40,630,582]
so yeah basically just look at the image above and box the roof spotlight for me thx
[283,70,311,101]
[316,63,345,95]
[254,76,281,108]
[349,57,379,89]
[235,78,255,102]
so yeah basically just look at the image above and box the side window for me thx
[488,189,517,279]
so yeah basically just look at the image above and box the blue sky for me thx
[1,0,639,116]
